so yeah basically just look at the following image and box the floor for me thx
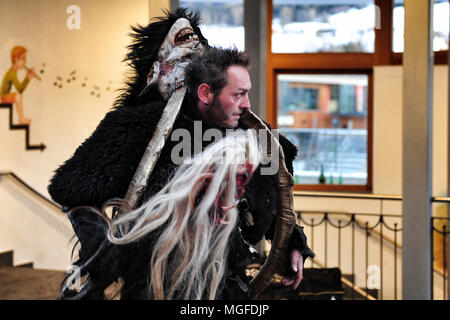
[0,267,64,300]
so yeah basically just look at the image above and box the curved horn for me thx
[240,109,297,299]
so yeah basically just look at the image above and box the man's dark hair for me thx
[185,47,250,102]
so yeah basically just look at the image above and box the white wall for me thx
[0,0,149,197]
[0,175,73,270]
[0,0,149,270]
[373,65,448,197]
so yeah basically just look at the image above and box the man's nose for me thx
[240,95,251,110]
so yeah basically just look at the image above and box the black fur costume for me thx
[48,8,314,299]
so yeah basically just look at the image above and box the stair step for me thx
[341,278,379,300]
[0,267,65,300]
[15,262,34,268]
[0,251,13,267]
[342,273,354,283]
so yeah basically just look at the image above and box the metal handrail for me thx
[294,190,402,201]
[294,191,449,300]
[295,191,450,204]
[432,196,450,203]
[0,171,61,210]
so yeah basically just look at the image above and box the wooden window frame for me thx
[273,69,373,192]
[266,0,447,192]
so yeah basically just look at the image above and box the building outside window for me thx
[272,0,377,53]
[180,0,244,50]
[393,0,449,53]
[270,0,375,190]
[277,73,368,185]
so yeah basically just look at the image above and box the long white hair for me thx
[106,129,261,299]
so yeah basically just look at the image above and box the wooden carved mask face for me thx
[146,18,205,99]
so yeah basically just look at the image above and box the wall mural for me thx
[0,45,46,150]
[1,46,39,125]
[0,45,118,152]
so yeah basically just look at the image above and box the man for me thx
[49,9,313,299]
[183,47,314,294]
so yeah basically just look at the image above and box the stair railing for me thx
[294,191,449,300]
[430,196,450,300]
[0,171,60,210]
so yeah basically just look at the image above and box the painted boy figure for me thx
[1,46,37,125]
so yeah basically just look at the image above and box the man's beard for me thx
[205,96,236,129]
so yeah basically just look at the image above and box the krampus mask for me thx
[116,7,208,108]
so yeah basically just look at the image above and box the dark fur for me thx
[48,101,165,208]
[49,96,312,299]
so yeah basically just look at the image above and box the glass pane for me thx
[393,0,449,53]
[272,0,376,53]
[180,0,244,50]
[277,74,368,185]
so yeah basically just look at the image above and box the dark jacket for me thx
[48,96,314,299]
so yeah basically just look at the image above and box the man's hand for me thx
[281,249,303,290]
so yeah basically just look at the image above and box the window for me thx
[267,0,374,191]
[268,0,446,191]
[272,0,377,53]
[277,73,369,186]
[393,0,449,53]
[180,0,244,50]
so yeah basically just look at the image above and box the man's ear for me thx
[197,83,213,106]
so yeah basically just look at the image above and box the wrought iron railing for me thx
[431,196,450,300]
[294,191,449,300]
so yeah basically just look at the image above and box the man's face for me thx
[204,65,251,129]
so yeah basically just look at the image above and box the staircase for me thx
[341,273,378,300]
[247,263,377,300]
[0,103,46,151]
[0,250,64,300]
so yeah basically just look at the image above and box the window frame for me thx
[273,69,373,192]
[267,0,378,192]
[266,0,447,192]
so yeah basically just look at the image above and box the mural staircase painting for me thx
[0,103,46,151]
